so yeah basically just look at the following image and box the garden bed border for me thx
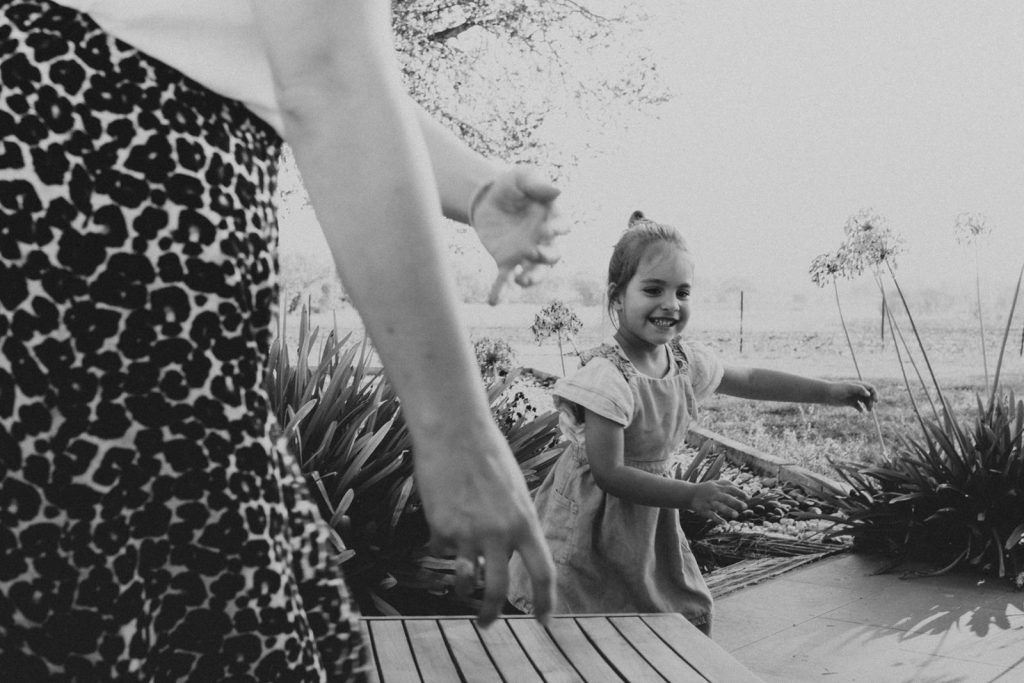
[686,425,850,499]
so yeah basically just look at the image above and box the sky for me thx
[281,0,1024,311]
[540,0,1024,298]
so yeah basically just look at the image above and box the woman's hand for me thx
[470,167,567,305]
[414,424,555,627]
[829,381,878,412]
[688,480,749,524]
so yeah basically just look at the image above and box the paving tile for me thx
[775,552,900,594]
[714,577,861,651]
[823,576,1024,653]
[729,617,1008,683]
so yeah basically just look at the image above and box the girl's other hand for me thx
[689,480,749,525]
[831,381,878,412]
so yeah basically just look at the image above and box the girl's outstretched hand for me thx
[689,480,749,525]
[470,167,568,305]
[414,422,555,627]
[830,381,878,413]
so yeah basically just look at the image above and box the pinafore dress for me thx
[508,338,723,631]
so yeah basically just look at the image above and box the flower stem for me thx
[834,281,886,456]
[988,260,1024,412]
[833,281,862,379]
[974,245,989,391]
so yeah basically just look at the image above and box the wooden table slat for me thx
[544,618,625,683]
[575,617,667,683]
[405,619,461,682]
[473,619,546,683]
[640,615,763,683]
[367,620,421,683]
[364,615,762,683]
[506,617,585,683]
[608,616,705,683]
[439,619,503,683]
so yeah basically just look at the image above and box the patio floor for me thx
[714,552,1024,682]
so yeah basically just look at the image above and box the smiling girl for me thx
[507,211,876,635]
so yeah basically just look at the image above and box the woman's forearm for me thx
[414,105,503,224]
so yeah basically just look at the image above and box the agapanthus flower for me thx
[838,208,904,274]
[953,212,991,246]
[809,251,842,288]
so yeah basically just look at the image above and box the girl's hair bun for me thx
[628,210,646,228]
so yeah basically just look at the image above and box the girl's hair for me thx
[606,211,689,321]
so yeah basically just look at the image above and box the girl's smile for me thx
[612,243,694,363]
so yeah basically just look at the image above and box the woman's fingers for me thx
[477,547,509,627]
[452,552,478,600]
[487,266,515,305]
[510,532,555,625]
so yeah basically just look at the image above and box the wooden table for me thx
[364,613,762,682]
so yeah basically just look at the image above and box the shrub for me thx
[814,216,1024,588]
[265,307,566,614]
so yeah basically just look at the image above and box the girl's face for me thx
[612,243,693,350]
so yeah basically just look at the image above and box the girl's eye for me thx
[643,288,661,296]
[677,290,690,300]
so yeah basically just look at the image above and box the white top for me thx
[53,0,283,133]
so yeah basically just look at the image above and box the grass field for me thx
[286,300,1024,479]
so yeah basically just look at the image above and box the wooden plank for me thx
[544,617,624,682]
[641,614,763,683]
[439,619,502,683]
[474,619,545,682]
[405,619,460,682]
[506,617,585,683]
[368,620,421,683]
[575,617,665,682]
[608,617,705,683]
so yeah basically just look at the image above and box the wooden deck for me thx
[364,613,763,682]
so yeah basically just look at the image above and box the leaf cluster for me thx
[265,307,567,614]
[393,1,668,165]
[814,261,1024,588]
[821,393,1024,588]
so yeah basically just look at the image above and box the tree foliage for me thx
[392,0,669,168]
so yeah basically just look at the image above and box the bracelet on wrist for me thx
[467,179,495,228]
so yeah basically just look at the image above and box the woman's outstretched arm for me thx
[252,0,554,625]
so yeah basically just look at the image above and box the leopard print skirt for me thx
[0,1,371,680]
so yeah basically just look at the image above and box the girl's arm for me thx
[252,0,553,626]
[584,411,747,521]
[718,365,877,411]
[414,106,565,304]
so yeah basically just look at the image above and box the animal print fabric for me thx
[0,1,371,679]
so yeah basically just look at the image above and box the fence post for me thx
[739,291,744,353]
